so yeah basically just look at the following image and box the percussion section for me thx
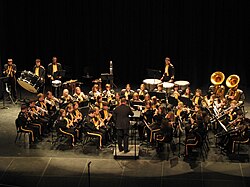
[17,70,44,93]
[143,79,162,91]
[162,82,174,93]
[174,80,190,91]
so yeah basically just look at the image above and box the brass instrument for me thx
[211,71,225,85]
[226,74,240,88]
[226,74,241,101]
[210,71,225,98]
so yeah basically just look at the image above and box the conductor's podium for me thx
[113,110,142,160]
[113,145,140,159]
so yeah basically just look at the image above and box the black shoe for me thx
[124,150,130,153]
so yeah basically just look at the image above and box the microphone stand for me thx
[0,77,9,109]
[87,161,91,187]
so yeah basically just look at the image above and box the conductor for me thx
[112,98,134,153]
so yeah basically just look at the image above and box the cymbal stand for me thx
[5,83,15,105]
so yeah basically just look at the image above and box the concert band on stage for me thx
[9,56,249,156]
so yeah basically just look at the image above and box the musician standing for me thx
[112,98,134,153]
[160,57,175,83]
[3,58,17,102]
[47,56,63,96]
[33,59,45,93]
[47,56,63,81]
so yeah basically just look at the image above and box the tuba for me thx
[210,71,225,98]
[226,74,240,88]
[211,71,225,85]
[226,74,241,101]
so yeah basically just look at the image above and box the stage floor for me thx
[0,89,250,187]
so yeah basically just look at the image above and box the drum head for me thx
[174,80,190,86]
[17,79,37,93]
[52,80,62,87]
[143,79,162,85]
[163,82,174,88]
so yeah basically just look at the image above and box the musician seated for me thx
[29,99,48,136]
[109,92,121,109]
[184,113,204,157]
[60,89,73,107]
[137,83,148,101]
[153,83,166,93]
[142,101,154,142]
[83,108,105,149]
[56,109,77,147]
[155,112,175,153]
[169,84,181,100]
[94,95,104,109]
[192,88,203,106]
[93,107,108,144]
[100,101,114,142]
[151,96,160,110]
[143,93,151,103]
[45,91,59,116]
[65,103,81,141]
[17,104,41,144]
[73,86,89,107]
[148,106,167,144]
[181,87,193,99]
[102,84,115,103]
[121,83,134,101]
[225,85,245,103]
[89,84,101,103]
[130,92,143,110]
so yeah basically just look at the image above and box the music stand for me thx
[100,73,117,89]
[54,70,66,79]
[148,91,157,97]
[0,77,10,109]
[179,96,193,108]
[156,92,166,100]
[147,69,162,79]
[168,96,178,107]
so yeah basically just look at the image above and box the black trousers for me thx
[7,77,17,100]
[117,128,129,152]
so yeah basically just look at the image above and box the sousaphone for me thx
[226,74,240,88]
[211,71,225,85]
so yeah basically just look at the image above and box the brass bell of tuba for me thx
[226,74,240,88]
[211,71,225,85]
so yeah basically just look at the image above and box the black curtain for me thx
[1,0,249,91]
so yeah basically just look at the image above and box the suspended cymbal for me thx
[64,79,78,84]
[92,79,102,83]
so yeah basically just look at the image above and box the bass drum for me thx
[143,79,162,91]
[17,70,44,93]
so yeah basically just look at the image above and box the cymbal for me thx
[64,79,78,84]
[76,82,84,85]
[92,79,102,83]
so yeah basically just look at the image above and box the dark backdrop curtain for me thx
[1,0,249,92]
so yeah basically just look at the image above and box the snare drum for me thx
[52,80,62,88]
[17,70,43,93]
[143,79,162,91]
[174,80,190,91]
[162,82,174,93]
